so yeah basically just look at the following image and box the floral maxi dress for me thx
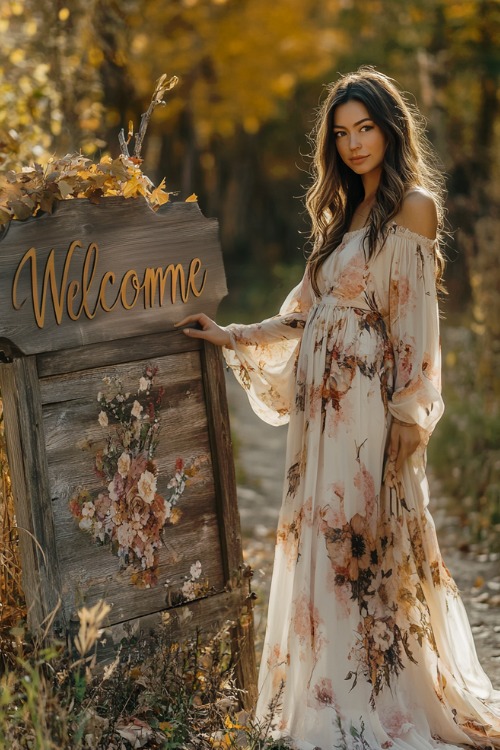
[222,224,500,750]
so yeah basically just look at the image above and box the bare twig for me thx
[118,128,130,158]
[133,74,179,160]
[118,120,135,158]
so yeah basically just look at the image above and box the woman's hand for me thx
[387,419,421,472]
[174,313,232,348]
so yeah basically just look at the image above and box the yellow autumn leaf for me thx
[121,176,141,199]
[150,178,170,206]
[185,193,198,202]
[224,714,245,730]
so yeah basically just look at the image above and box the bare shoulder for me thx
[394,188,438,240]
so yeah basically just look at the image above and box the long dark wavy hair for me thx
[305,67,446,295]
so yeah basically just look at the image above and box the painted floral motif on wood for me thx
[69,364,196,588]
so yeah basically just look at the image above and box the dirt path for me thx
[225,373,500,686]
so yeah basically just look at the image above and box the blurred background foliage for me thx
[0,0,499,540]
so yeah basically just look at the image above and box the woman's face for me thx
[332,99,387,180]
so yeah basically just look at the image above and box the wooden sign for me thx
[0,197,227,357]
[0,197,256,703]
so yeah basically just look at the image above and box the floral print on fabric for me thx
[223,225,500,749]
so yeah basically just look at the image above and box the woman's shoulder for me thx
[392,188,438,241]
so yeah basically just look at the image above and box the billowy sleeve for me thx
[387,233,444,439]
[222,267,314,426]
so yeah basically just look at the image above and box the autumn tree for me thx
[0,0,106,168]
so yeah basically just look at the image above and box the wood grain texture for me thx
[61,516,224,625]
[0,358,64,630]
[201,343,243,579]
[0,198,226,356]
[0,363,44,627]
[37,330,200,378]
[39,351,225,624]
[200,344,258,705]
[231,598,259,709]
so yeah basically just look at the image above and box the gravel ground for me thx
[225,373,500,687]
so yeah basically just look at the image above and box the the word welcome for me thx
[12,240,207,329]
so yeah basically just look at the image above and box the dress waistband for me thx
[316,295,374,313]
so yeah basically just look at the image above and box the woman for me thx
[176,68,500,749]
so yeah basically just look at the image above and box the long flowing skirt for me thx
[254,303,500,749]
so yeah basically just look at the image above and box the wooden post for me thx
[0,357,64,631]
[200,342,258,708]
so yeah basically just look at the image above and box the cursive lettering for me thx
[12,240,208,329]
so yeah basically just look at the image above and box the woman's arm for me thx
[175,265,314,349]
[386,191,441,471]
[175,266,315,426]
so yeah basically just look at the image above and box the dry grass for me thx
[0,603,290,750]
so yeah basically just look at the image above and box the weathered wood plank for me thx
[40,352,209,503]
[199,344,257,702]
[48,425,224,625]
[231,595,259,709]
[201,344,243,579]
[99,587,244,644]
[61,517,225,625]
[0,198,227,356]
[45,437,212,512]
[35,350,225,625]
[0,358,64,630]
[39,349,201,405]
[53,478,225,624]
[44,425,211,503]
[0,363,45,627]
[37,330,200,379]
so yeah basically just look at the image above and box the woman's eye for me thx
[334,131,345,138]
[360,125,373,132]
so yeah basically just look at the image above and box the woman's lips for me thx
[350,155,369,163]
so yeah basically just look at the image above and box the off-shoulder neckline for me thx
[343,223,436,249]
